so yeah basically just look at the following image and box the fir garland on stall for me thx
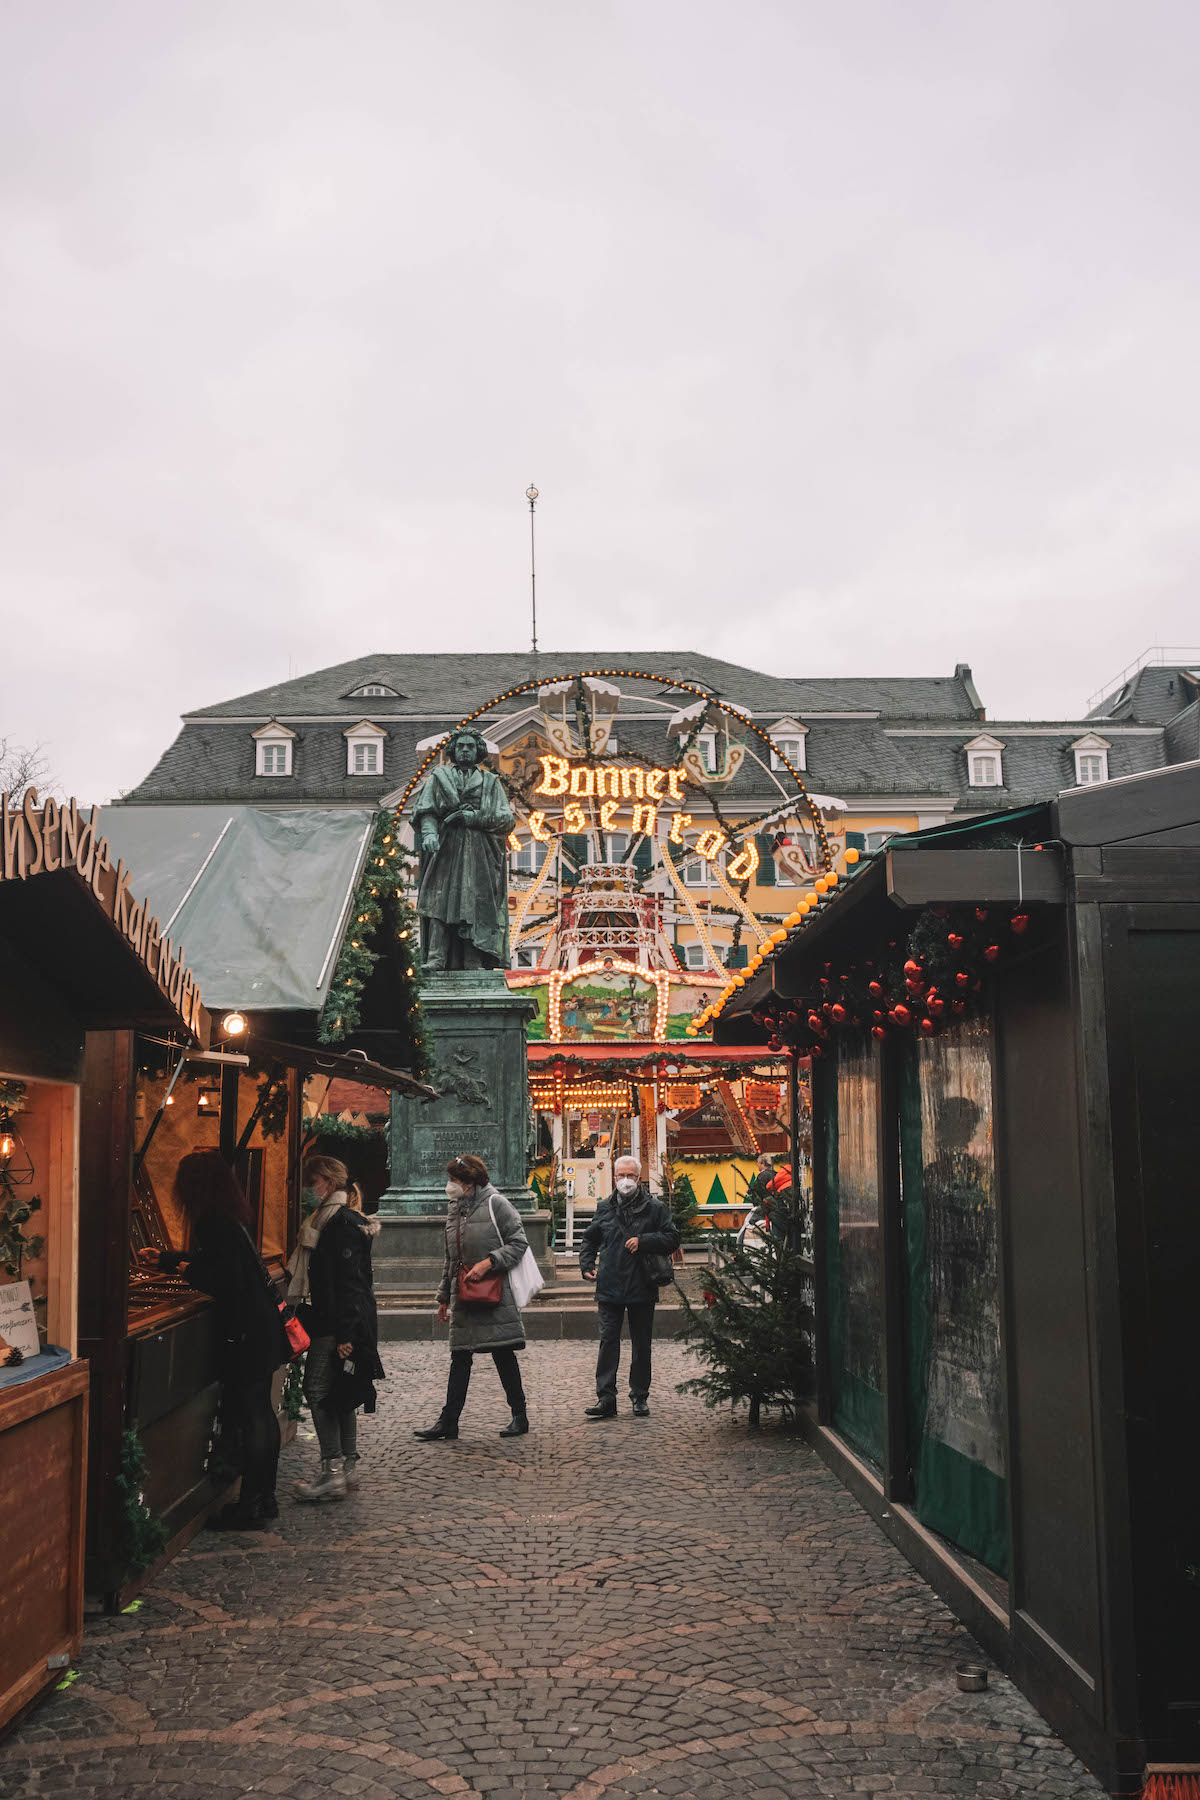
[283,1355,306,1422]
[754,904,1033,1059]
[318,812,428,1074]
[116,1427,169,1572]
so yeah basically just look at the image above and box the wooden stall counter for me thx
[0,1357,88,1734]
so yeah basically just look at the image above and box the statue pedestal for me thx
[376,970,553,1290]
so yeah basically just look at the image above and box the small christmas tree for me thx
[660,1165,704,1246]
[677,1229,815,1427]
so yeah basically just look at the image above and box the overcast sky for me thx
[4,1,1199,800]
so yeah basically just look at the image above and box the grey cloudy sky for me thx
[4,0,1199,800]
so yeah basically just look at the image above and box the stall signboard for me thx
[0,790,206,1037]
[0,1280,41,1359]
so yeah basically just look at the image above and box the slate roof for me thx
[124,650,1178,814]
[1088,662,1200,725]
[183,651,984,723]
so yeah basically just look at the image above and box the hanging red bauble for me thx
[893,1003,911,1025]
[1011,913,1030,935]
[767,1037,782,1052]
[951,998,966,1014]
[810,1044,824,1060]
[984,944,1000,963]
[807,1013,822,1032]
[905,977,924,994]
[955,971,970,989]
[785,1009,801,1025]
[873,1009,886,1024]
[947,932,964,951]
[703,1290,715,1308]
[871,1025,887,1041]
[830,1003,847,1024]
[904,958,922,977]
[928,997,945,1016]
[869,979,884,996]
[920,1017,935,1034]
[975,907,989,923]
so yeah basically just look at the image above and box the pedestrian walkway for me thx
[1,1343,1104,1799]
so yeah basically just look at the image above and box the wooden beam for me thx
[885,846,1064,908]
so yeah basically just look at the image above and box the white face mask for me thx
[615,1176,638,1196]
[446,1181,467,1199]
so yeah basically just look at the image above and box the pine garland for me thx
[283,1356,306,1422]
[755,903,1033,1058]
[115,1427,169,1572]
[319,812,428,1075]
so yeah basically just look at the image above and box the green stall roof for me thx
[95,805,377,1015]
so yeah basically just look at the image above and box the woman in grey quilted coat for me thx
[413,1153,531,1441]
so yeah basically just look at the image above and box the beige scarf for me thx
[286,1191,347,1302]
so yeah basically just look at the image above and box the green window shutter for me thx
[754,834,776,885]
[632,835,653,883]
[845,830,865,852]
[726,943,748,970]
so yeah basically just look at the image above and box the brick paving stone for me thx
[0,1343,1105,1798]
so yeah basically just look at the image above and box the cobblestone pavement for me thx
[2,1342,1104,1799]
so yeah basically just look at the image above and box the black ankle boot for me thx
[499,1413,529,1437]
[413,1419,459,1441]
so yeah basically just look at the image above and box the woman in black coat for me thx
[139,1150,289,1531]
[288,1155,384,1502]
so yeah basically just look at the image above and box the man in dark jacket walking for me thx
[579,1156,680,1420]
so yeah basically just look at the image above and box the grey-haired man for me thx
[579,1156,680,1419]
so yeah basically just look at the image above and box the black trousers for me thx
[443,1347,526,1424]
[223,1376,281,1507]
[595,1301,656,1402]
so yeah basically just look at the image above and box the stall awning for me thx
[0,859,210,1044]
[247,1035,437,1101]
[96,806,378,1015]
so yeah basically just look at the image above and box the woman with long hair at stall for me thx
[287,1154,384,1502]
[413,1153,532,1441]
[139,1149,290,1531]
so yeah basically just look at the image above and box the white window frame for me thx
[512,946,538,969]
[865,827,906,853]
[605,832,631,864]
[965,734,1006,789]
[682,858,707,888]
[1070,734,1110,787]
[348,682,399,698]
[510,839,550,877]
[344,719,388,777]
[768,719,808,771]
[252,721,295,778]
[680,941,707,970]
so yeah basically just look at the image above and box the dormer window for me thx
[348,682,400,699]
[252,721,296,778]
[768,719,808,772]
[1070,733,1110,787]
[965,733,1006,788]
[344,719,388,777]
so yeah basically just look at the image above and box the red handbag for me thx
[280,1304,310,1360]
[455,1210,503,1305]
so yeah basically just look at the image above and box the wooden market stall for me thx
[714,760,1200,1797]
[0,792,208,1731]
[78,801,435,1603]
